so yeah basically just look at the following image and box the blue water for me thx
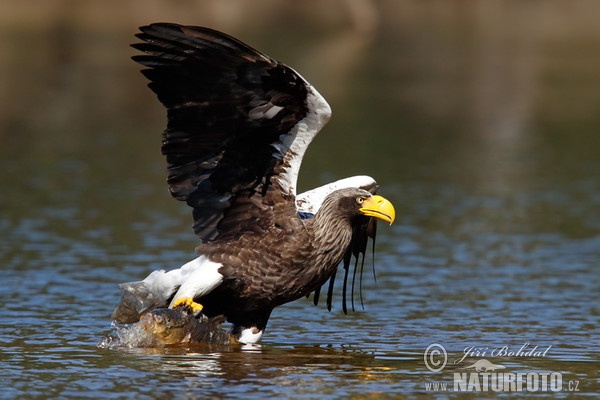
[2,176,599,397]
[2,2,600,397]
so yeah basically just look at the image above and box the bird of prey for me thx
[112,23,395,344]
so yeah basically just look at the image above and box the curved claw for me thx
[171,297,204,314]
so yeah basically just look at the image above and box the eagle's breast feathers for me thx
[112,23,395,344]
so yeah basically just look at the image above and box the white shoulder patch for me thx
[273,84,331,197]
[296,175,378,214]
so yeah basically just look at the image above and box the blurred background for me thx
[2,0,600,240]
[1,0,599,397]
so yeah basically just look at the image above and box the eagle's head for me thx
[320,187,395,225]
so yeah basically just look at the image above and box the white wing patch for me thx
[272,84,332,197]
[249,102,285,120]
[296,175,378,215]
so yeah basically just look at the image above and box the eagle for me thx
[112,23,395,344]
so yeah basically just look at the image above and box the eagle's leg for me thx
[171,297,203,314]
[231,311,271,344]
[235,327,264,344]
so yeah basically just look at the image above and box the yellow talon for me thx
[172,297,203,313]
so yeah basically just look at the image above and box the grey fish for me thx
[138,306,233,346]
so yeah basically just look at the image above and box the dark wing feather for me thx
[132,23,329,241]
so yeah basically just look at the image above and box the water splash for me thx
[97,320,161,350]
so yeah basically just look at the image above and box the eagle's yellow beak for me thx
[359,195,395,224]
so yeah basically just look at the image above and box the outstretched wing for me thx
[133,23,331,242]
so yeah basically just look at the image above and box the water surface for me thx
[1,1,599,397]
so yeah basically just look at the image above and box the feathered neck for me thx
[308,196,354,267]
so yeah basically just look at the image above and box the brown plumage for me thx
[197,188,384,335]
[112,23,395,343]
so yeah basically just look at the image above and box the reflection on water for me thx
[1,0,599,397]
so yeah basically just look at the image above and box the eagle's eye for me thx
[356,196,365,205]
